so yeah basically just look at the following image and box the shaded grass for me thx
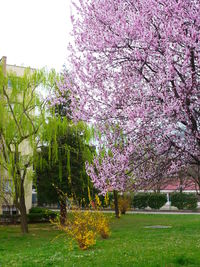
[0,214,200,266]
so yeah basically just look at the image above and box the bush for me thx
[93,212,110,239]
[52,210,110,250]
[148,193,167,209]
[27,213,46,223]
[186,194,198,210]
[171,193,198,210]
[28,207,58,223]
[29,207,46,214]
[118,196,131,214]
[132,193,149,209]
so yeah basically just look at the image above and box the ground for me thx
[1,214,200,267]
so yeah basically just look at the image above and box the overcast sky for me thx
[0,0,73,72]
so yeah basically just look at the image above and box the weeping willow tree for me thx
[35,114,95,224]
[0,63,48,233]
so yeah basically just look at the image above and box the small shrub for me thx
[51,200,110,250]
[46,209,58,220]
[28,207,57,223]
[148,193,167,209]
[27,213,46,223]
[52,210,97,250]
[186,194,198,210]
[68,211,97,249]
[171,193,197,210]
[51,192,111,250]
[171,192,187,209]
[132,193,149,209]
[118,196,131,214]
[29,207,45,214]
[94,212,110,239]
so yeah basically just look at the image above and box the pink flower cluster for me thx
[58,0,200,193]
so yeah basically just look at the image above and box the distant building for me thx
[135,177,200,209]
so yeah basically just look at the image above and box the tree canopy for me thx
[57,0,200,194]
[35,116,95,207]
[0,64,48,233]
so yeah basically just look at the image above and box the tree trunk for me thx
[113,190,120,218]
[13,147,28,234]
[60,198,67,225]
[19,192,28,234]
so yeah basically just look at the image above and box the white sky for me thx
[0,0,73,72]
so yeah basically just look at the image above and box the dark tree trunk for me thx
[60,198,67,225]
[113,190,120,218]
[14,147,28,234]
[19,190,28,234]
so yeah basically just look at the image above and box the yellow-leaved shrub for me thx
[94,212,110,239]
[118,196,131,214]
[52,208,110,250]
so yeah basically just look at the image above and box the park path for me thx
[99,210,200,215]
[52,208,200,215]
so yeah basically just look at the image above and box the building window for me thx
[32,191,37,206]
[2,205,18,215]
[11,205,18,215]
[2,205,10,215]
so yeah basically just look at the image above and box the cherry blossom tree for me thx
[59,0,200,194]
[86,128,134,217]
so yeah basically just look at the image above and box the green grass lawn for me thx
[1,214,200,267]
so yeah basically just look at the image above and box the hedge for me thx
[0,208,58,224]
[29,207,46,213]
[28,207,58,223]
[148,193,167,209]
[171,193,198,210]
[132,193,167,210]
[132,193,149,209]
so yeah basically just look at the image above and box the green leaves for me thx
[0,63,49,204]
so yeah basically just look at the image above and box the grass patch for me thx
[0,214,200,266]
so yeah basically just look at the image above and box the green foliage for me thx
[148,193,167,210]
[186,194,198,210]
[171,193,198,210]
[132,193,149,209]
[98,192,113,208]
[35,113,95,206]
[132,193,167,210]
[0,63,49,214]
[0,67,46,146]
[29,207,47,214]
[171,193,188,210]
[27,213,46,223]
[28,207,57,223]
[33,70,96,208]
